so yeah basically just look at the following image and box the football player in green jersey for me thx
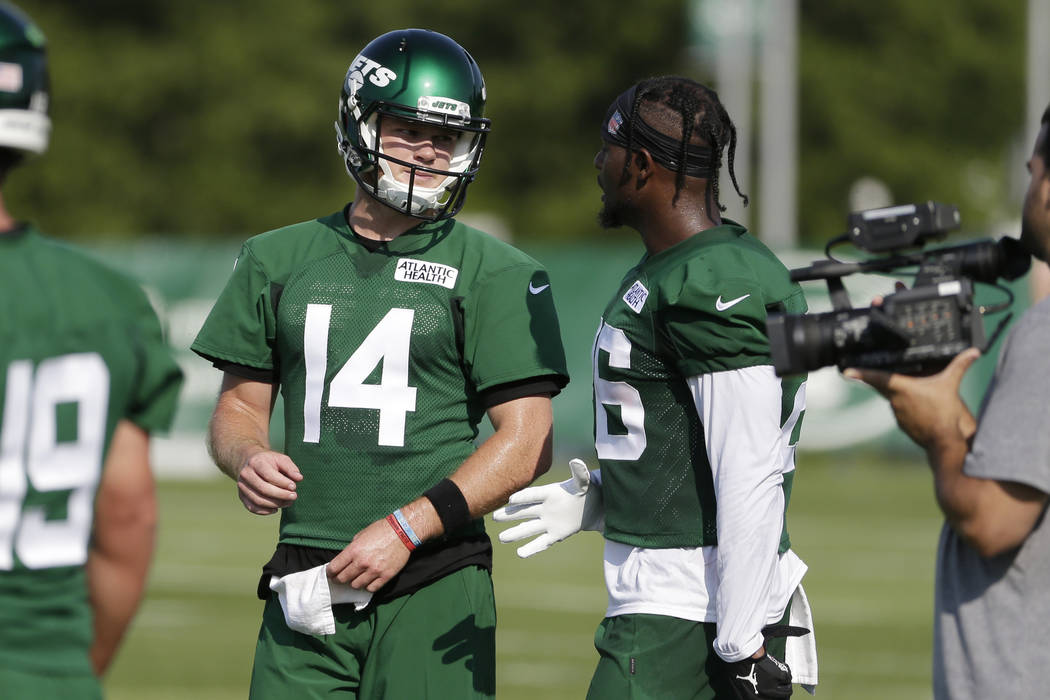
[193,29,568,699]
[495,76,818,699]
[0,3,184,698]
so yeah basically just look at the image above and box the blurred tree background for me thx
[11,0,1026,245]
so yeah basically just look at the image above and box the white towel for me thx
[785,583,818,694]
[269,564,373,636]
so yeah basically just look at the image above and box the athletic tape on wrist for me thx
[391,508,422,548]
[423,478,472,534]
[385,513,416,551]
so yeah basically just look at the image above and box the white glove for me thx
[492,458,604,558]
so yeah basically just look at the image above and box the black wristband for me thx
[424,478,472,534]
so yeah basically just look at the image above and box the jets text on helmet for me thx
[346,55,397,94]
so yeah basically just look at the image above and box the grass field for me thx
[104,449,942,700]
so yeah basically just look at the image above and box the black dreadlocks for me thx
[620,76,749,210]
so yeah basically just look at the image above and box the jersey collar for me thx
[644,219,748,266]
[328,206,458,256]
[0,222,34,243]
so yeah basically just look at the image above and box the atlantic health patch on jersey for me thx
[394,258,459,289]
[622,280,649,313]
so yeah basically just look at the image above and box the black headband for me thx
[601,85,716,179]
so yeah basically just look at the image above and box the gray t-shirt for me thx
[934,297,1050,699]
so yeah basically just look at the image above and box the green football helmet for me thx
[335,29,491,220]
[0,1,48,154]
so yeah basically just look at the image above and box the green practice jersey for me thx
[0,226,183,675]
[192,211,568,550]
[593,223,807,549]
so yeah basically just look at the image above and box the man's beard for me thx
[1020,212,1047,262]
[597,199,628,229]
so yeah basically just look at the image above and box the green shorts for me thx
[586,612,789,700]
[0,665,101,700]
[249,565,495,700]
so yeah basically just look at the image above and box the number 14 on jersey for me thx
[302,305,418,447]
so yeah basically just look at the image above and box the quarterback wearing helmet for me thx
[0,2,184,698]
[335,29,490,220]
[194,29,567,699]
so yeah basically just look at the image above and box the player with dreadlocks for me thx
[613,76,748,211]
[495,75,819,699]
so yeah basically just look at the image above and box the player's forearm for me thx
[713,480,785,661]
[455,399,553,515]
[87,548,153,675]
[399,395,554,542]
[86,509,156,675]
[691,370,788,661]
[87,420,156,675]
[208,395,272,480]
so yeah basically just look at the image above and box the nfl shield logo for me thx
[607,110,623,137]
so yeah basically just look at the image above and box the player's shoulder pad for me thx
[661,235,799,316]
[240,211,348,280]
[447,218,548,288]
[40,233,151,307]
[459,219,543,266]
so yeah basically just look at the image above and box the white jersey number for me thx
[303,305,418,447]
[0,353,110,570]
[593,322,647,460]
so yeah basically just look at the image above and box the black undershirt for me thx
[257,533,493,606]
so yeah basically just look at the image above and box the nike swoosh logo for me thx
[715,293,750,311]
[528,282,551,295]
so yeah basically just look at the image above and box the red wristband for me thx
[385,513,416,552]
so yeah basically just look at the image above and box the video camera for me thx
[768,202,1031,376]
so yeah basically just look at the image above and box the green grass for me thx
[104,449,942,700]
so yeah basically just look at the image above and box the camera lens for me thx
[769,312,841,375]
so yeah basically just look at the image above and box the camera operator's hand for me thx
[724,648,793,699]
[844,347,980,450]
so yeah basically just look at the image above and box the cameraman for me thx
[846,106,1050,700]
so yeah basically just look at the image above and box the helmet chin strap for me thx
[374,158,453,215]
